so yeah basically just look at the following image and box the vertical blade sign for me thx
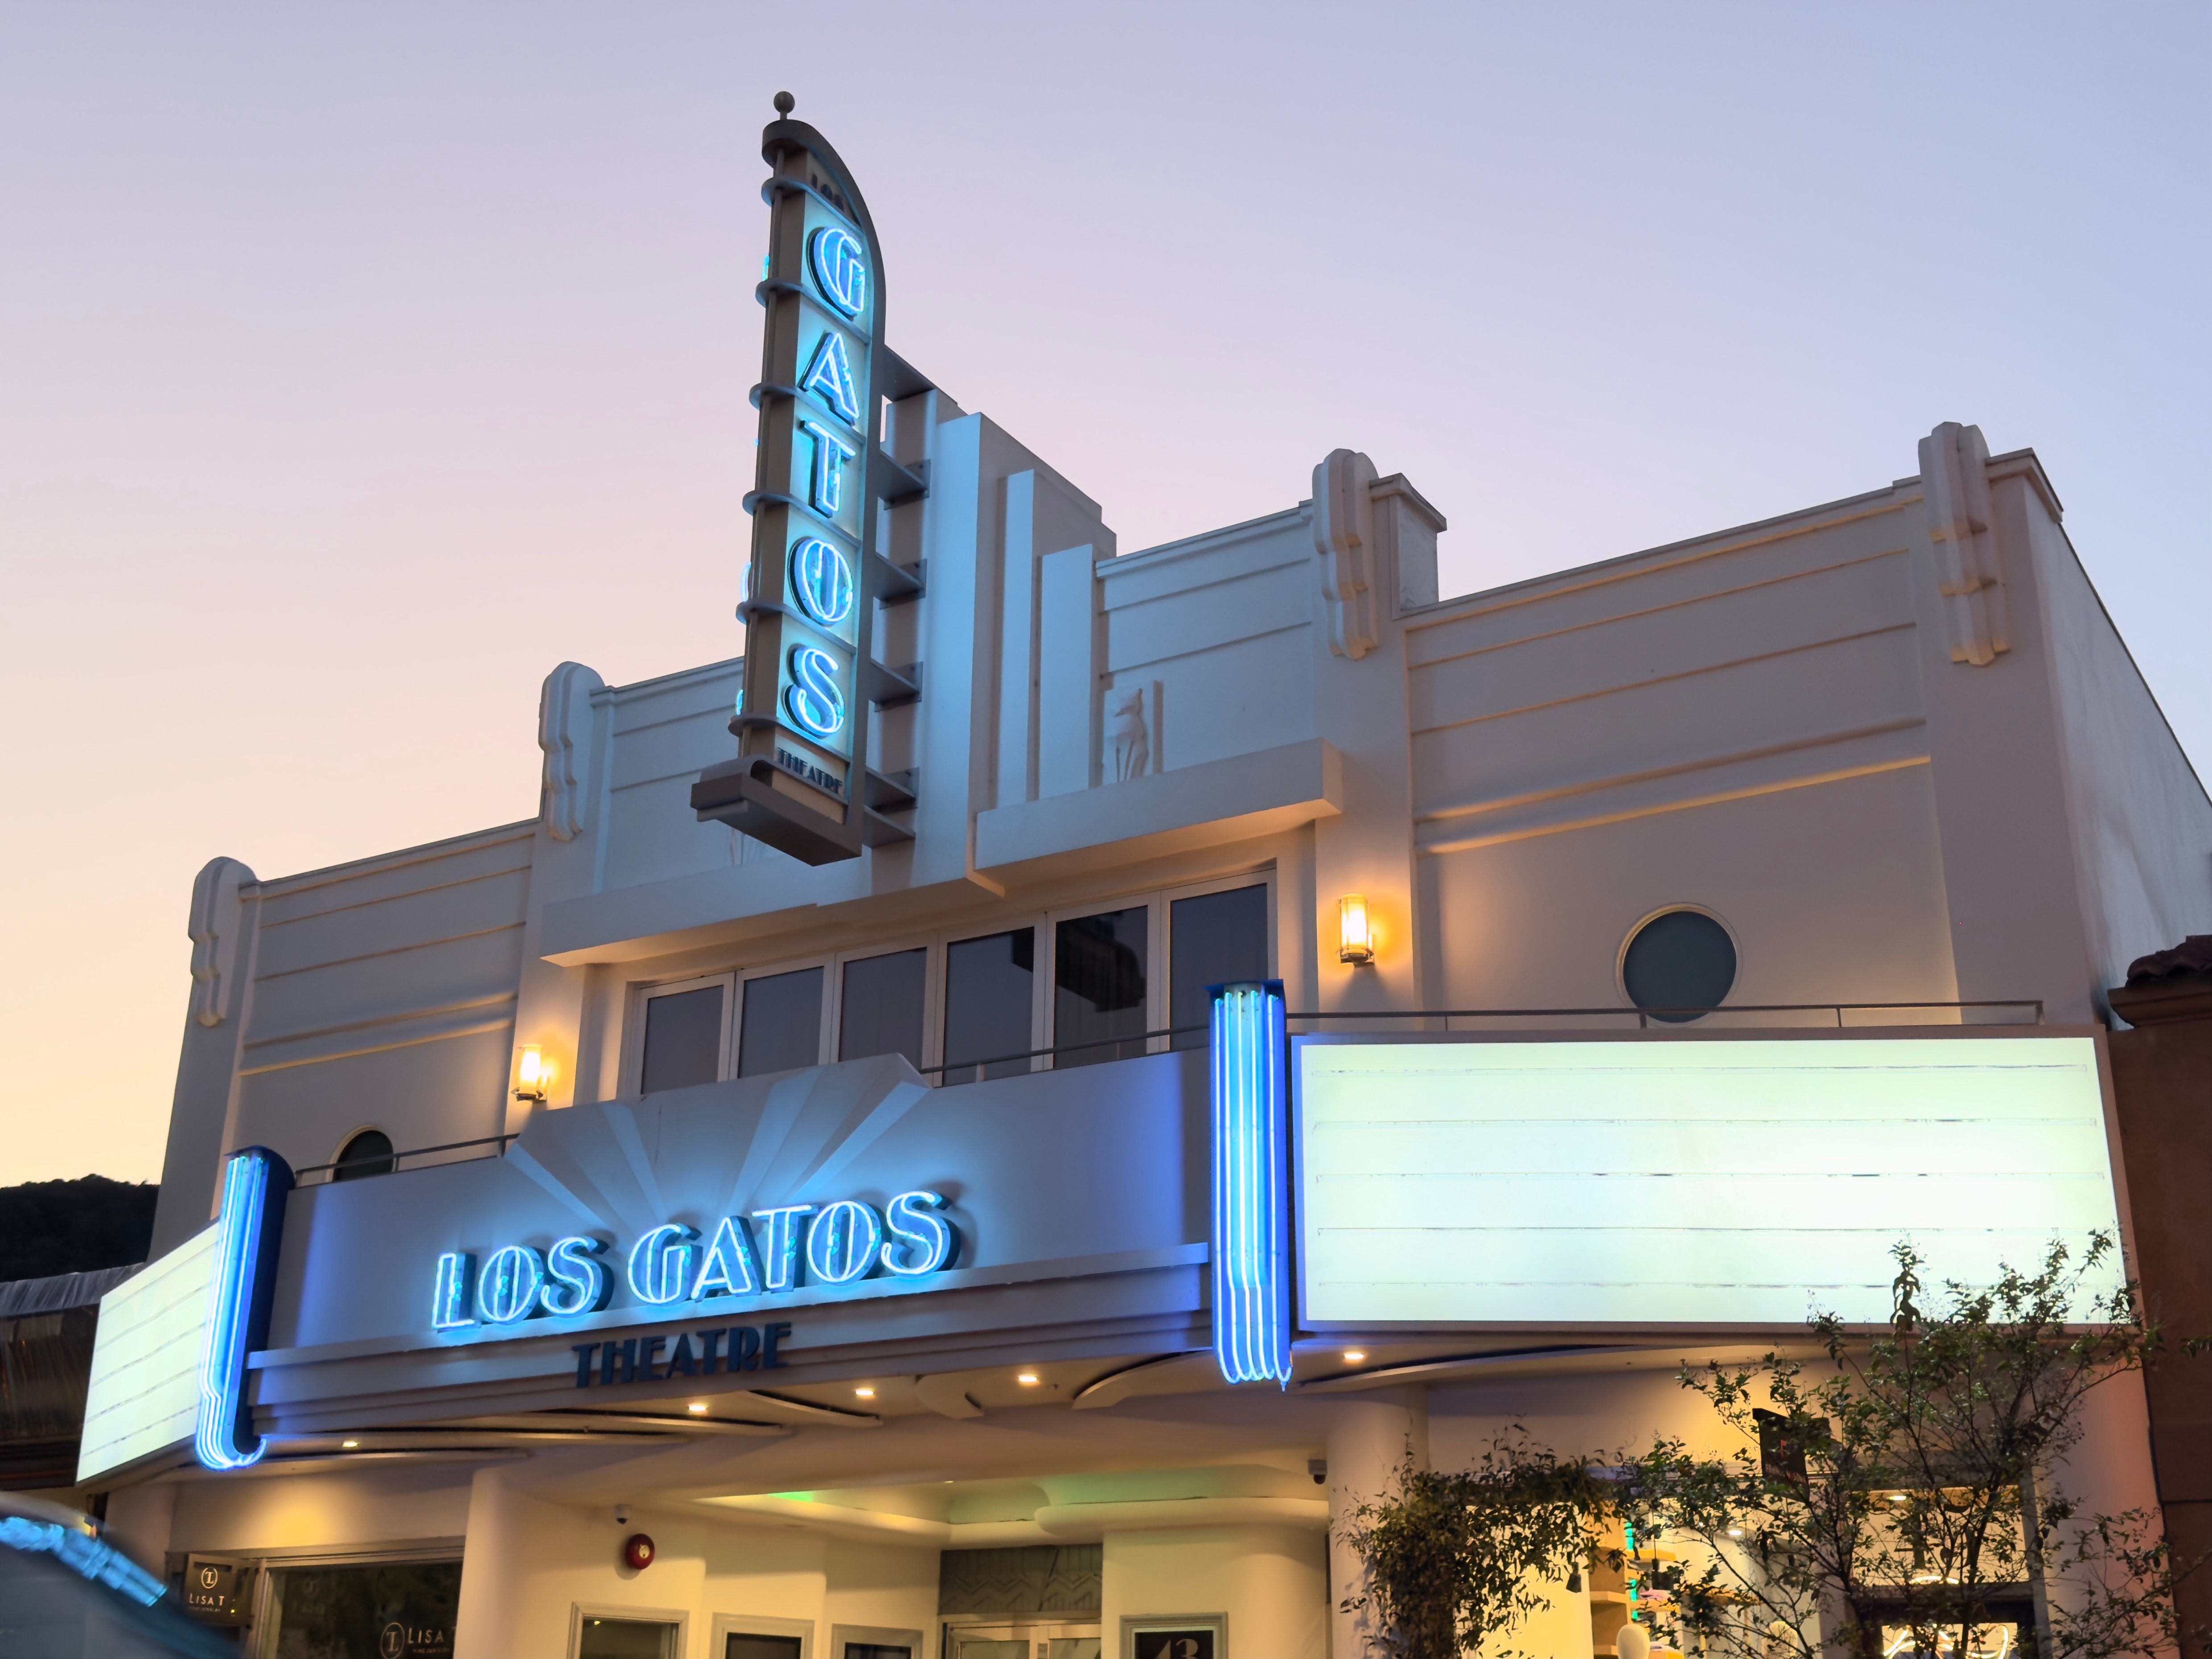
[698,112,891,864]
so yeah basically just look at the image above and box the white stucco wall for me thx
[449,1468,942,1659]
[2024,489,2212,1014]
[1101,1523,1326,1659]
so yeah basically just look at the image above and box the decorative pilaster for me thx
[537,661,604,841]
[1313,448,1380,660]
[1920,421,2011,666]
[186,857,252,1028]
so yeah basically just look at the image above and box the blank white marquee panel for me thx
[1295,1035,2124,1327]
[77,1223,218,1482]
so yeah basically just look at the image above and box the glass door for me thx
[943,1620,1102,1659]
[577,1616,678,1659]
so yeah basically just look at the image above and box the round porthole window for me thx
[1620,908,1737,1023]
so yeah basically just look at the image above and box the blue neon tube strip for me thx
[194,1146,293,1470]
[1210,980,1290,1385]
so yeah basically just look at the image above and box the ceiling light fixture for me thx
[1342,1350,1366,1363]
[854,1387,876,1398]
[1016,1372,1040,1386]
[341,1439,359,1449]
[687,1403,707,1414]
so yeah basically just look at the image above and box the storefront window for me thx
[1053,908,1148,1067]
[839,949,926,1067]
[737,966,824,1076]
[576,1617,676,1659]
[943,928,1035,1083]
[724,1637,801,1659]
[1880,1620,2021,1659]
[262,1560,459,1659]
[1168,884,1269,1050]
[640,985,725,1092]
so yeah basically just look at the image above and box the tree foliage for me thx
[0,1175,158,1281]
[1338,1238,2204,1659]
[1338,1435,1623,1659]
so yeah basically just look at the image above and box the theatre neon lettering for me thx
[429,1189,957,1335]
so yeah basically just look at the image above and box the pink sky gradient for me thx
[3,4,2206,1183]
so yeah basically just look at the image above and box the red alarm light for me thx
[623,1532,655,1571]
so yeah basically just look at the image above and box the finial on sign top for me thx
[773,91,795,117]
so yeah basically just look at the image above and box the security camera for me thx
[614,1505,631,1527]
[1308,1459,1328,1485]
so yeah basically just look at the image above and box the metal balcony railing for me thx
[1283,998,2045,1031]
[293,999,2043,1175]
[293,1132,518,1187]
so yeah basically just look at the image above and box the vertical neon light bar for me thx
[194,1146,293,1470]
[1210,980,1290,1385]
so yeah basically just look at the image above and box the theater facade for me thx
[76,110,2212,1659]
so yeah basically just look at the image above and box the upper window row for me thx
[629,878,1273,1094]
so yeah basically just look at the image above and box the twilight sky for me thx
[2,5,2207,1185]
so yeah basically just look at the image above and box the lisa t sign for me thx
[1296,1034,2125,1327]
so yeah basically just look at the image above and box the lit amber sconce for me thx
[514,1043,555,1105]
[1338,895,1376,965]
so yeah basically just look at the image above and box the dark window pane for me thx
[641,985,724,1094]
[266,1560,460,1658]
[844,1648,913,1659]
[943,929,1035,1084]
[333,1129,395,1181]
[1054,907,1148,1068]
[840,949,927,1067]
[1169,885,1270,1051]
[727,1638,803,1659]
[1622,909,1737,1023]
[578,1618,677,1659]
[738,967,825,1076]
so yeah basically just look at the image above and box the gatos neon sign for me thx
[431,1190,956,1333]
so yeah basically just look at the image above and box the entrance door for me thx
[832,1631,922,1659]
[944,1620,1103,1659]
[577,1615,678,1659]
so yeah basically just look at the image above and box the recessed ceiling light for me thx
[1889,1492,1909,1504]
[855,1387,876,1398]
[341,1439,359,1449]
[687,1403,707,1414]
[1342,1350,1366,1363]
[1727,1526,1744,1538]
[1016,1372,1040,1385]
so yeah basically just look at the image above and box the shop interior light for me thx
[1342,1350,1366,1363]
[341,1439,359,1449]
[1016,1372,1040,1386]
[687,1403,707,1414]
[514,1045,555,1104]
[1337,895,1375,965]
[854,1386,875,1398]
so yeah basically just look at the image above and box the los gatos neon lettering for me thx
[431,1190,956,1333]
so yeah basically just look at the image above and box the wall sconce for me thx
[1338,895,1375,965]
[514,1044,555,1105]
